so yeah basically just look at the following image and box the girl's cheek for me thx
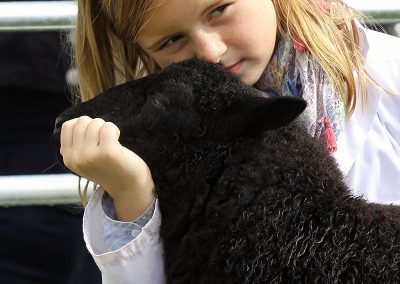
[156,53,194,69]
[152,55,174,69]
[154,42,196,68]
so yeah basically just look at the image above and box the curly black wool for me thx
[53,59,400,283]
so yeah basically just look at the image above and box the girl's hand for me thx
[60,116,155,221]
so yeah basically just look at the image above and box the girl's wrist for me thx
[110,178,155,222]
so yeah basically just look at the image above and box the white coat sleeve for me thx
[83,187,165,284]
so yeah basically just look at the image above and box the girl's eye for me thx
[209,4,230,20]
[160,35,184,50]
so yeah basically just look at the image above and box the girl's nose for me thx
[193,31,227,64]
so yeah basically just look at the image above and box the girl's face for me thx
[137,0,277,85]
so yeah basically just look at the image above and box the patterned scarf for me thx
[254,35,345,152]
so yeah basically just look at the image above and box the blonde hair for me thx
[73,0,379,115]
[274,0,370,116]
[74,0,158,101]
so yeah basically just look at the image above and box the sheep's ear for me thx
[226,96,307,136]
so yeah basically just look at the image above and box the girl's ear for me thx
[225,96,307,136]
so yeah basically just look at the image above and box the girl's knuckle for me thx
[79,115,91,120]
[76,116,92,125]
[100,122,112,133]
[92,117,105,124]
[104,121,116,128]
[61,120,74,131]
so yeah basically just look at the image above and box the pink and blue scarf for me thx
[255,35,345,152]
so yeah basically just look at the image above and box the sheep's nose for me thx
[51,115,69,170]
[54,116,64,130]
[53,116,64,137]
[52,115,66,150]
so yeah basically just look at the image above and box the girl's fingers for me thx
[99,122,121,148]
[60,118,78,155]
[60,117,122,177]
[72,116,92,146]
[85,118,106,147]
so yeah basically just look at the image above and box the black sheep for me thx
[53,59,400,283]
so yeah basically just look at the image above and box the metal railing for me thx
[0,1,77,31]
[0,1,399,206]
[0,174,93,206]
[0,1,400,32]
[348,0,400,24]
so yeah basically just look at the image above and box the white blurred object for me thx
[395,23,400,37]
[0,1,77,31]
[0,1,399,31]
[66,68,78,87]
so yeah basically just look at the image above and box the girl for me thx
[59,0,400,282]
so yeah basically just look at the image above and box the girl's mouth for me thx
[224,59,244,74]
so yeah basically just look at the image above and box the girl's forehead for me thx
[138,0,220,37]
[148,0,218,16]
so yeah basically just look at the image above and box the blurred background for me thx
[0,1,100,284]
[0,1,398,283]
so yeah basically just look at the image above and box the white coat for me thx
[83,26,400,283]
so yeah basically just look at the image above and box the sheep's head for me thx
[53,59,306,172]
